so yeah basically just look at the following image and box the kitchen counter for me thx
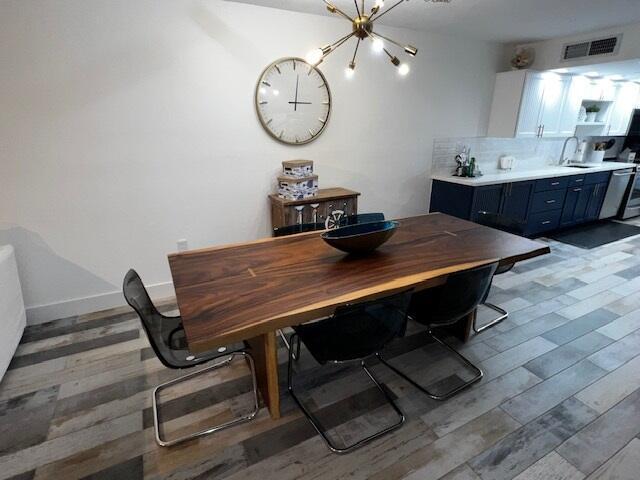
[431,162,637,186]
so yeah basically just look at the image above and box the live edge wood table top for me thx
[168,213,550,418]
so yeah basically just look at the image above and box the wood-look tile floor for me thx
[3,226,640,479]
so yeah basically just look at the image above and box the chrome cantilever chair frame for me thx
[475,302,508,333]
[377,262,497,401]
[376,324,483,401]
[286,334,405,454]
[475,262,514,333]
[152,351,260,447]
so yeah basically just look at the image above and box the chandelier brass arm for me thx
[307,0,420,77]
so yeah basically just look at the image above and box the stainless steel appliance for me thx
[601,168,637,219]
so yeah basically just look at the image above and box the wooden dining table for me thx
[168,213,550,419]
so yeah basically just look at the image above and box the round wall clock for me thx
[255,57,331,145]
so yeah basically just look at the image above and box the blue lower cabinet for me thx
[586,182,608,221]
[502,181,535,223]
[430,171,613,237]
[531,189,566,214]
[470,184,504,222]
[527,210,563,235]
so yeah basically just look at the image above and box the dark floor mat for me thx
[547,221,640,249]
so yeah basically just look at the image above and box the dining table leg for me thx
[445,308,476,342]
[246,331,281,419]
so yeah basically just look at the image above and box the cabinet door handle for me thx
[574,188,582,192]
[551,182,560,186]
[536,125,541,137]
[541,125,545,136]
[542,220,551,225]
[546,200,556,204]
[575,179,583,182]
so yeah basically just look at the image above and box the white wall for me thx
[0,0,502,323]
[505,22,640,71]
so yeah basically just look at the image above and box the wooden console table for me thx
[269,187,360,229]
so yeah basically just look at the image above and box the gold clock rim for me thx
[254,57,332,146]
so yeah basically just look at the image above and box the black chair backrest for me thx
[410,262,499,327]
[273,222,324,237]
[343,212,385,226]
[329,289,412,360]
[123,269,189,369]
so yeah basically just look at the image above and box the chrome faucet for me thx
[560,136,579,165]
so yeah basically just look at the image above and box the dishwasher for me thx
[600,168,637,219]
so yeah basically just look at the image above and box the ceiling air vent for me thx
[564,42,590,60]
[561,34,621,62]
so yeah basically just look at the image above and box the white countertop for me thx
[431,162,637,186]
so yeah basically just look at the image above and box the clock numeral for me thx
[266,119,273,125]
[322,101,330,105]
[292,59,296,71]
[279,130,284,139]
[309,129,315,137]
[318,118,326,124]
[261,81,271,87]
[318,83,325,89]
[259,101,268,105]
[274,65,281,74]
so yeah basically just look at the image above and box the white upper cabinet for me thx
[515,73,545,138]
[487,70,576,138]
[584,79,618,102]
[538,74,573,137]
[607,82,640,136]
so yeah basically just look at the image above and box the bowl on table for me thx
[321,221,399,254]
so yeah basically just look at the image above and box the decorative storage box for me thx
[282,160,313,178]
[277,175,319,200]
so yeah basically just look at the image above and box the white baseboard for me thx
[25,281,175,325]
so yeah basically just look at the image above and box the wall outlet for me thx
[177,239,188,252]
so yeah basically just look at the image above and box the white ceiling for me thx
[225,0,640,43]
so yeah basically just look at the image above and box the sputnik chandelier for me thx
[305,0,420,78]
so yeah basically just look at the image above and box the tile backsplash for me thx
[431,136,625,177]
[431,137,572,176]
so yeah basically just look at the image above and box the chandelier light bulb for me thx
[346,61,356,79]
[375,0,385,8]
[398,63,410,76]
[371,38,384,53]
[305,48,324,66]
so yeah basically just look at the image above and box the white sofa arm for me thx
[0,245,26,381]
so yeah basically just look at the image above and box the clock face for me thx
[255,58,331,145]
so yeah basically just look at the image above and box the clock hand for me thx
[288,101,312,105]
[294,75,299,112]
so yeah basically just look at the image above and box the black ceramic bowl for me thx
[321,221,399,254]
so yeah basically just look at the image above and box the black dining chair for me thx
[288,289,412,454]
[472,212,522,332]
[122,269,260,447]
[342,212,385,226]
[273,222,325,237]
[377,262,499,400]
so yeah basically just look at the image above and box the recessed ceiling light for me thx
[584,71,600,77]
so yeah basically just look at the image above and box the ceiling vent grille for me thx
[561,35,621,61]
